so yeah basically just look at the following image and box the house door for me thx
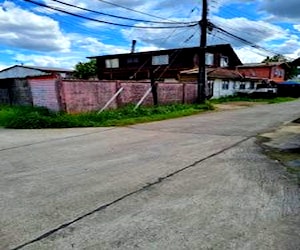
[0,79,13,105]
[206,80,214,99]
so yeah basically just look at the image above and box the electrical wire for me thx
[50,0,197,25]
[24,0,198,29]
[212,24,280,56]
[96,0,186,23]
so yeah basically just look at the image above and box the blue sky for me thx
[0,0,299,70]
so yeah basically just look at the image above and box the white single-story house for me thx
[180,67,265,99]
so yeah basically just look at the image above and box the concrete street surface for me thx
[1,100,300,250]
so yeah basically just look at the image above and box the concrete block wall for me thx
[29,76,60,111]
[0,79,33,105]
[11,79,33,105]
[0,89,9,104]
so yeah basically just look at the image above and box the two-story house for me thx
[89,44,242,81]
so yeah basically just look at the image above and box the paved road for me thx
[1,100,300,250]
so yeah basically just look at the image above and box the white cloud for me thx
[260,0,300,20]
[0,1,71,52]
[0,63,11,71]
[1,0,299,70]
[13,53,79,69]
[212,16,287,46]
[235,47,266,64]
[68,34,129,55]
[293,25,300,32]
[268,38,300,60]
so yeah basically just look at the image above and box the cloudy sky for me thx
[0,0,299,70]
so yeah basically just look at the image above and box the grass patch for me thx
[0,96,296,129]
[0,103,214,129]
[210,95,297,104]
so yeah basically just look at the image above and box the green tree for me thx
[262,54,287,63]
[74,59,97,79]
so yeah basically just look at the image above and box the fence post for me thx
[97,87,124,114]
[134,86,152,110]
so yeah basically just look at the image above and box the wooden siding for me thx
[93,45,242,80]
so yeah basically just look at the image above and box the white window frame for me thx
[152,55,169,65]
[220,56,229,67]
[105,58,119,68]
[205,53,214,66]
[222,80,229,90]
[239,83,246,90]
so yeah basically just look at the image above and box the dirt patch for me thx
[215,101,265,111]
[258,121,300,184]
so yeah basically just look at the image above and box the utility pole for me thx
[197,0,208,103]
[150,68,158,106]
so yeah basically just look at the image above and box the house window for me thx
[152,55,169,65]
[239,83,246,89]
[105,58,119,68]
[222,80,229,90]
[220,56,229,67]
[127,57,139,64]
[233,81,238,89]
[273,68,284,78]
[205,53,214,66]
[250,82,255,89]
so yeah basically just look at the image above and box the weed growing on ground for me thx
[210,95,296,104]
[0,103,214,129]
[0,96,296,129]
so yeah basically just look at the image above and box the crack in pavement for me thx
[11,136,251,250]
[0,128,116,152]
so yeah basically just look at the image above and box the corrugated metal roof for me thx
[237,62,285,68]
[0,65,73,79]
[180,67,243,79]
[20,65,73,73]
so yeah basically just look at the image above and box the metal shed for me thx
[0,65,73,105]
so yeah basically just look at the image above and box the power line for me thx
[24,0,197,29]
[211,32,272,58]
[50,0,197,25]
[96,0,186,23]
[212,24,279,56]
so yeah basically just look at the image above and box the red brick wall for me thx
[158,83,184,104]
[28,77,198,113]
[184,84,197,103]
[61,80,117,113]
[119,82,153,106]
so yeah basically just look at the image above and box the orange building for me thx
[237,62,286,83]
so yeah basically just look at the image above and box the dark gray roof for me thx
[0,65,73,80]
[3,65,74,73]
